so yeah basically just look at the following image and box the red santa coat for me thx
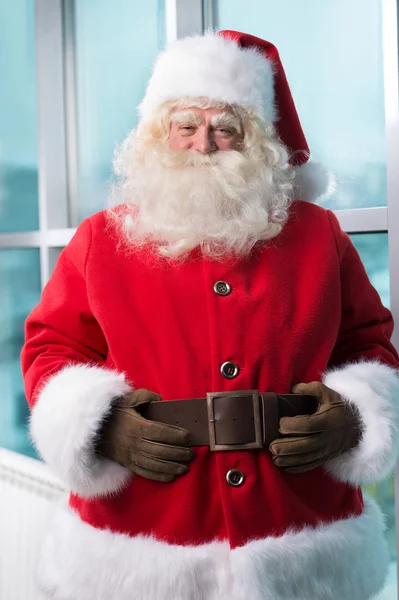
[21,199,399,600]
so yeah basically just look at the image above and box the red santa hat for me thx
[138,30,334,203]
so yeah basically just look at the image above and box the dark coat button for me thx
[226,469,245,487]
[221,361,239,379]
[214,281,232,296]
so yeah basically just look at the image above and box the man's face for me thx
[168,107,243,153]
[113,105,293,258]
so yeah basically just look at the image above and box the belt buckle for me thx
[206,390,263,451]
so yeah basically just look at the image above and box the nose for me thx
[193,128,216,154]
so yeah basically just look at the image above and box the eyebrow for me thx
[170,110,203,125]
[170,110,241,133]
[211,112,242,133]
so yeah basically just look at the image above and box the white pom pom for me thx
[293,161,336,203]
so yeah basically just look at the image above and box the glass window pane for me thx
[215,0,386,210]
[74,0,166,222]
[0,248,41,458]
[365,475,397,599]
[0,0,39,232]
[350,232,390,308]
[349,232,395,600]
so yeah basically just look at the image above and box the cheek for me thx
[216,135,242,151]
[169,131,191,150]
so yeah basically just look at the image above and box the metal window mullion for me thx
[333,206,388,233]
[0,232,44,248]
[384,0,399,351]
[382,1,399,597]
[45,228,76,247]
[35,0,69,236]
[166,0,204,43]
[202,0,216,30]
[62,0,79,228]
[39,244,50,289]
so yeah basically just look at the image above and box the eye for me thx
[177,125,197,136]
[216,128,234,136]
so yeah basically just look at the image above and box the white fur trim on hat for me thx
[37,495,388,600]
[29,363,134,498]
[138,33,275,124]
[322,359,399,485]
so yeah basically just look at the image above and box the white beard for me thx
[108,131,294,260]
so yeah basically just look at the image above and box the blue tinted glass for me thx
[0,0,39,232]
[350,232,390,308]
[74,0,166,221]
[349,232,395,599]
[216,0,386,210]
[0,248,41,458]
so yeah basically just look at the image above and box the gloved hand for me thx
[96,388,194,482]
[269,381,363,474]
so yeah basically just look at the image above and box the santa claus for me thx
[21,31,399,600]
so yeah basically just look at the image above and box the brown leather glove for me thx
[96,389,194,482]
[269,381,363,474]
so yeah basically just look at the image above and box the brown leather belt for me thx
[139,390,319,451]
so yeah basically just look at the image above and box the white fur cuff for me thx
[322,359,399,485]
[29,364,133,498]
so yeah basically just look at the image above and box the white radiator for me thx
[0,448,66,600]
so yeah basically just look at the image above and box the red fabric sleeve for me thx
[326,209,399,370]
[21,218,108,408]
